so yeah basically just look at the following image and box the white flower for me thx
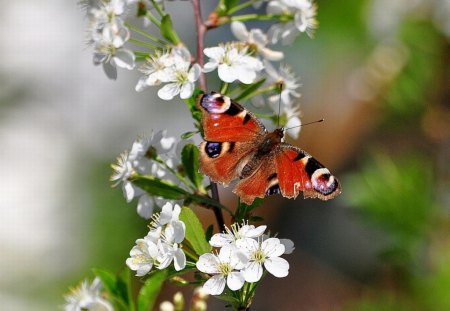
[64,278,113,311]
[279,238,295,254]
[126,238,160,276]
[230,21,284,61]
[237,237,290,282]
[203,43,264,84]
[135,50,177,92]
[128,131,176,174]
[264,60,301,107]
[157,224,186,271]
[110,150,134,187]
[196,245,247,295]
[93,32,135,80]
[157,62,201,100]
[210,221,267,248]
[267,0,318,44]
[157,202,182,226]
[135,47,200,100]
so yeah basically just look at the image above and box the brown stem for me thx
[191,0,206,90]
[191,0,225,231]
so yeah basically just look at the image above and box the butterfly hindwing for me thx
[233,158,279,205]
[199,140,258,186]
[197,92,266,142]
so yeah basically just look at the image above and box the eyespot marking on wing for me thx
[311,168,339,195]
[205,142,222,158]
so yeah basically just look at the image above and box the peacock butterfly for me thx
[197,92,341,205]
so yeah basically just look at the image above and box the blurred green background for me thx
[0,0,448,310]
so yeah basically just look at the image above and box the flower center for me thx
[175,70,188,83]
[217,262,232,276]
[251,249,266,263]
[133,254,152,264]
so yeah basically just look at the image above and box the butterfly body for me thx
[197,92,341,205]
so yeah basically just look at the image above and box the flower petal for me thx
[203,275,226,295]
[243,261,263,282]
[157,83,181,100]
[174,249,186,271]
[231,21,249,41]
[137,194,153,219]
[196,253,220,274]
[261,238,285,258]
[227,271,245,290]
[209,233,233,247]
[113,48,135,70]
[264,257,289,278]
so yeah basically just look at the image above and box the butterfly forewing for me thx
[197,93,266,142]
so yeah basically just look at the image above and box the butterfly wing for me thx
[274,144,341,200]
[233,144,341,204]
[197,93,266,185]
[197,92,266,142]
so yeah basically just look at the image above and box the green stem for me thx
[154,157,196,191]
[126,22,167,45]
[146,10,162,27]
[151,0,165,17]
[129,38,159,50]
[227,0,259,15]
[228,14,289,24]
[220,82,230,94]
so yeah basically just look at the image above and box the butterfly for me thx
[197,92,341,205]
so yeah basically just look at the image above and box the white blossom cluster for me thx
[196,221,294,295]
[267,0,318,44]
[81,0,136,79]
[230,21,303,138]
[110,131,178,219]
[136,47,201,100]
[126,202,187,276]
[64,277,113,311]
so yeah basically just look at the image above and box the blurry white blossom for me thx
[283,104,302,139]
[231,21,284,61]
[203,43,264,84]
[267,0,318,44]
[111,132,177,218]
[264,60,301,107]
[64,278,113,311]
[82,0,134,79]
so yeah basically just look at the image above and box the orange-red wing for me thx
[199,141,257,186]
[197,93,265,142]
[233,159,277,205]
[275,144,341,200]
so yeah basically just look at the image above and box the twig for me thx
[191,0,225,231]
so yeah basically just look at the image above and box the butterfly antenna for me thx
[276,83,283,128]
[284,118,324,131]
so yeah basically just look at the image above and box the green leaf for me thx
[234,198,264,223]
[205,224,214,242]
[160,14,180,44]
[181,131,198,139]
[181,144,204,189]
[235,79,266,102]
[116,269,132,308]
[92,268,117,295]
[92,268,132,311]
[179,207,211,255]
[130,175,188,200]
[137,270,167,311]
